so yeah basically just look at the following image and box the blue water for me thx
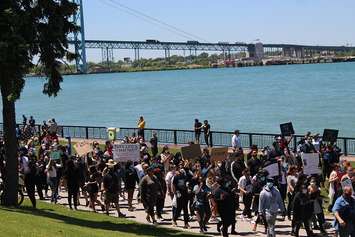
[2,62,355,136]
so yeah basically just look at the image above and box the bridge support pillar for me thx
[164,48,170,61]
[134,48,140,61]
[295,48,305,58]
[101,47,113,71]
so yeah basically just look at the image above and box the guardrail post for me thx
[344,138,348,156]
[293,136,297,152]
[85,127,89,139]
[210,132,213,147]
[249,134,253,147]
[173,130,177,145]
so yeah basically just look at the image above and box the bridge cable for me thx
[99,0,208,42]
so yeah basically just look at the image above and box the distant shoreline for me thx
[26,58,355,78]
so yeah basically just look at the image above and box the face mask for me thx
[266,182,273,189]
[261,177,266,182]
[302,189,307,194]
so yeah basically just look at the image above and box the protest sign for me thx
[50,151,61,160]
[263,162,280,177]
[323,129,339,143]
[280,122,295,136]
[113,144,140,162]
[74,141,92,156]
[210,147,229,162]
[301,153,321,175]
[181,144,202,160]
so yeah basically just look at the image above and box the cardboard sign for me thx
[263,162,280,177]
[113,144,140,162]
[50,151,61,160]
[210,147,229,162]
[280,122,295,136]
[74,141,92,156]
[181,144,202,160]
[301,153,321,175]
[323,129,339,143]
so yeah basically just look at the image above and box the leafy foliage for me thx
[0,0,78,99]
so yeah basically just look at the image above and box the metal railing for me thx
[1,123,355,156]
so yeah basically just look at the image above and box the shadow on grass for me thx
[0,204,199,237]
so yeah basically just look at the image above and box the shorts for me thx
[103,191,118,204]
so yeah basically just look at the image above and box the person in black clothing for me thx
[172,168,190,228]
[34,156,46,200]
[29,116,35,127]
[124,161,139,211]
[292,184,314,237]
[65,159,80,210]
[22,114,27,126]
[149,132,158,157]
[25,157,38,208]
[193,177,211,233]
[214,177,237,237]
[202,120,211,147]
[103,160,126,217]
[247,150,263,177]
[194,119,202,144]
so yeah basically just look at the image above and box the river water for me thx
[3,62,355,136]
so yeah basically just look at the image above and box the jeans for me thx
[48,177,58,202]
[173,194,189,225]
[242,193,253,218]
[265,212,277,237]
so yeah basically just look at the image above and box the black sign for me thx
[323,129,339,143]
[280,122,295,136]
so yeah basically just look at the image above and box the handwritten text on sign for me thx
[113,144,140,162]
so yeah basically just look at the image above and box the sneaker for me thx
[172,221,177,227]
[183,224,190,229]
[118,212,126,218]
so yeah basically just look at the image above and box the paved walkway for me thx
[44,189,334,237]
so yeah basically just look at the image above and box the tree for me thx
[0,0,78,206]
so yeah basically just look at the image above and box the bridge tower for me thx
[71,0,87,73]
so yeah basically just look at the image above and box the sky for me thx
[81,0,355,62]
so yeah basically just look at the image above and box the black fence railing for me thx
[1,123,354,156]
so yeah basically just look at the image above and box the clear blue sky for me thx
[82,0,355,61]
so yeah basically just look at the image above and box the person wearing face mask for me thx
[332,186,355,237]
[238,168,253,219]
[258,178,285,237]
[292,184,314,237]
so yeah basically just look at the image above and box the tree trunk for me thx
[1,86,18,206]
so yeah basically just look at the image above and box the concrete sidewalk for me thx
[44,189,335,237]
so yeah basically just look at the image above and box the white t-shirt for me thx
[232,135,241,149]
[238,175,252,194]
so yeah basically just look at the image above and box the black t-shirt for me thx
[103,171,119,194]
[173,173,188,194]
[247,157,262,177]
[150,136,158,149]
[203,124,210,134]
[194,122,202,133]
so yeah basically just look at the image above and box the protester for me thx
[194,119,202,144]
[231,130,241,152]
[201,120,211,147]
[258,178,286,237]
[150,131,158,157]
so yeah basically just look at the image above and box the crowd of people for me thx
[0,116,355,237]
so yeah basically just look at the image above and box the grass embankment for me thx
[0,200,199,237]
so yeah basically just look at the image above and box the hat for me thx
[106,159,117,168]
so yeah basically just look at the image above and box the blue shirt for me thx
[332,195,355,231]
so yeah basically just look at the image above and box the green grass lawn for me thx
[0,200,198,237]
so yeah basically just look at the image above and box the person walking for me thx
[45,159,59,203]
[172,168,190,228]
[124,161,139,212]
[139,166,161,224]
[332,186,355,237]
[193,177,212,233]
[258,178,286,237]
[102,160,126,217]
[238,168,253,219]
[64,159,80,210]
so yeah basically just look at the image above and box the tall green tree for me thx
[0,0,78,206]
